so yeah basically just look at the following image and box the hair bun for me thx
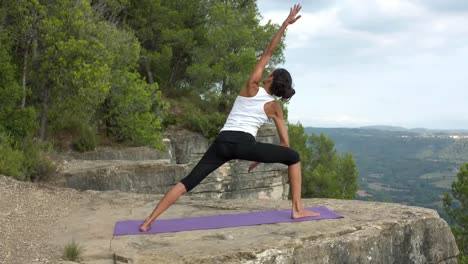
[271,68,295,100]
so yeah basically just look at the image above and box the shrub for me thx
[183,109,226,140]
[73,124,97,152]
[165,96,227,140]
[0,131,25,180]
[105,71,168,149]
[21,138,56,182]
[2,107,39,140]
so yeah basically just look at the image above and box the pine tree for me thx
[443,163,468,263]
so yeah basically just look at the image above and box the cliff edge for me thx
[0,175,459,264]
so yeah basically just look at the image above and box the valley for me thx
[305,126,468,220]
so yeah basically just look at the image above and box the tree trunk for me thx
[169,57,181,89]
[145,60,154,84]
[221,75,230,95]
[39,84,50,140]
[21,39,31,108]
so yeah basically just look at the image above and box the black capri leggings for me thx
[180,130,300,192]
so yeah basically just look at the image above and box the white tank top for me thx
[220,87,276,137]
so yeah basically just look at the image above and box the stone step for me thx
[49,125,290,200]
[59,144,175,162]
[51,159,289,200]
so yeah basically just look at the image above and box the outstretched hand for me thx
[284,4,302,25]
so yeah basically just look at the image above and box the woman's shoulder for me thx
[264,100,282,119]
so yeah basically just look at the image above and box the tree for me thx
[105,71,168,149]
[0,28,38,141]
[289,123,359,199]
[187,0,284,97]
[122,0,200,92]
[444,163,468,263]
[0,31,22,117]
[288,122,313,195]
[34,0,114,138]
[2,0,45,108]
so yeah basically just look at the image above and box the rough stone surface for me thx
[0,176,459,264]
[58,145,174,163]
[164,127,212,164]
[0,175,84,264]
[49,125,289,200]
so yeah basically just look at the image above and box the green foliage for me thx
[0,37,22,113]
[123,0,198,91]
[337,153,359,199]
[20,138,56,181]
[444,163,468,262]
[187,1,283,96]
[73,124,97,153]
[0,38,54,180]
[0,34,38,140]
[106,71,168,149]
[1,107,38,140]
[16,0,117,137]
[307,133,359,198]
[40,36,112,132]
[62,239,83,262]
[181,108,227,141]
[289,123,359,199]
[1,0,288,179]
[122,0,284,98]
[288,122,312,195]
[0,131,26,180]
[165,95,227,140]
[0,128,56,181]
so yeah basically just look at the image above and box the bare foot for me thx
[139,218,152,232]
[292,209,320,219]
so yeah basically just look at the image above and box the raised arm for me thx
[241,4,302,97]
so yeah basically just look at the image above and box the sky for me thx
[257,0,468,130]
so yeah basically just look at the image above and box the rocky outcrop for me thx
[51,125,289,199]
[48,188,457,264]
[0,174,460,264]
[61,144,174,162]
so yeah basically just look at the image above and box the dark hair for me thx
[270,68,295,100]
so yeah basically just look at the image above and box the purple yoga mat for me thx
[114,206,342,236]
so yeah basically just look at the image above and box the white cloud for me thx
[257,0,468,129]
[337,0,425,33]
[261,8,341,49]
[289,113,372,128]
[420,0,468,13]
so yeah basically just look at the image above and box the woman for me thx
[140,4,319,232]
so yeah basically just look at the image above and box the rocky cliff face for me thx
[0,175,460,264]
[16,126,456,264]
[51,125,289,199]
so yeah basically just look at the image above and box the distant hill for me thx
[304,126,468,221]
[360,125,412,132]
[359,125,468,134]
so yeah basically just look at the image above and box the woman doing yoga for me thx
[139,4,319,232]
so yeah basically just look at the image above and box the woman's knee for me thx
[180,178,195,193]
[286,149,300,166]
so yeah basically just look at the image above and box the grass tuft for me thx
[62,239,83,261]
